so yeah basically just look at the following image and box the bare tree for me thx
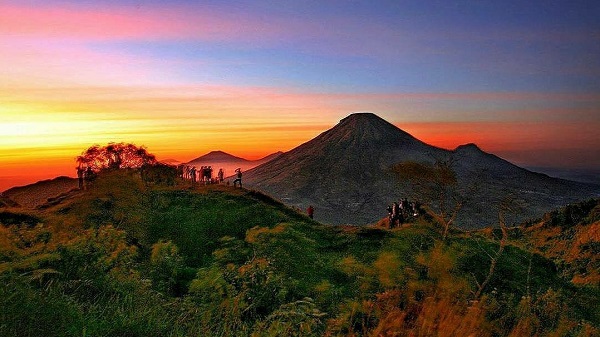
[472,197,520,299]
[392,159,463,239]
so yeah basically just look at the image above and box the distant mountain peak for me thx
[455,143,483,152]
[188,151,248,163]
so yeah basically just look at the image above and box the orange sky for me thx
[1,85,599,191]
[1,1,599,191]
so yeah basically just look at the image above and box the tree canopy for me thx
[76,142,157,172]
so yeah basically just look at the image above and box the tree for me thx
[76,142,157,172]
[392,159,464,239]
[471,197,517,299]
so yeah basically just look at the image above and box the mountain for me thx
[3,176,78,209]
[159,158,183,165]
[187,150,282,178]
[258,151,284,162]
[244,112,600,227]
[188,150,250,164]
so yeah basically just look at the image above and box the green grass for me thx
[1,169,598,336]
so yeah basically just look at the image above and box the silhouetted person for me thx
[204,166,212,184]
[76,167,84,189]
[391,202,401,228]
[218,168,224,183]
[233,168,242,188]
[307,205,314,219]
[190,167,197,184]
[84,167,96,189]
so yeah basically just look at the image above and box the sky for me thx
[1,0,599,191]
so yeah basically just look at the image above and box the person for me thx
[391,202,401,228]
[205,166,213,184]
[233,168,242,188]
[84,166,96,189]
[402,198,409,216]
[307,205,314,219]
[199,166,205,182]
[76,166,84,189]
[217,168,224,183]
[410,201,418,217]
[190,167,197,184]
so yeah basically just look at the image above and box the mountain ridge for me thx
[245,113,600,227]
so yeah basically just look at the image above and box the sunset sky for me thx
[1,0,599,191]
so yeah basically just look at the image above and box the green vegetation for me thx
[1,169,598,336]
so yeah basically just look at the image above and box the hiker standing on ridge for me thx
[84,166,95,190]
[391,202,401,228]
[233,168,242,188]
[76,166,84,189]
[205,166,213,184]
[217,168,224,183]
[307,205,314,219]
[190,167,197,185]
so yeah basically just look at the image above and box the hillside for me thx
[2,176,78,209]
[0,169,598,336]
[244,113,600,228]
[510,199,600,285]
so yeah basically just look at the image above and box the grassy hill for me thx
[0,169,598,336]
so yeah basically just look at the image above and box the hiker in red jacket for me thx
[307,205,314,219]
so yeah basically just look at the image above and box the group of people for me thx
[176,165,244,188]
[76,166,96,190]
[177,165,226,185]
[387,198,420,228]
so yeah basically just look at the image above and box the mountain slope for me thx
[244,113,444,224]
[513,198,600,285]
[3,176,78,209]
[245,113,600,227]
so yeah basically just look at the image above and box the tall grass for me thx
[0,170,597,336]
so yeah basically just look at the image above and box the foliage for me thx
[0,170,598,336]
[140,163,177,186]
[149,240,186,296]
[540,198,599,229]
[76,142,157,172]
[515,198,600,286]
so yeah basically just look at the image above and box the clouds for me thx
[3,1,599,91]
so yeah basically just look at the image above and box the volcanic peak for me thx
[188,150,248,163]
[455,143,484,153]
[325,112,418,146]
